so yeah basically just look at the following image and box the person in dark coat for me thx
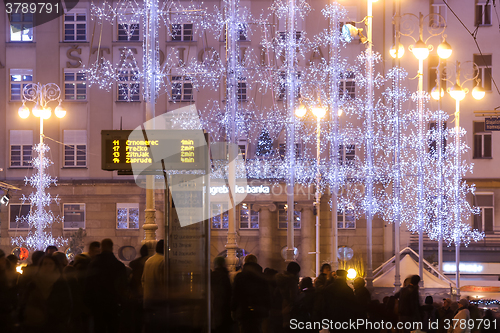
[231,260,270,333]
[0,249,18,333]
[421,296,437,333]
[438,298,454,333]
[275,262,301,332]
[314,263,332,289]
[322,270,356,327]
[397,275,421,332]
[211,257,233,333]
[291,277,317,333]
[85,238,127,333]
[20,255,72,333]
[126,244,150,333]
[353,277,371,319]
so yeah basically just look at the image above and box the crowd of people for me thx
[212,256,500,333]
[0,239,165,333]
[0,240,498,333]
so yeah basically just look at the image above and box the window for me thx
[473,54,492,92]
[337,209,355,229]
[474,193,494,233]
[10,130,33,167]
[473,121,492,158]
[9,13,33,41]
[428,55,447,93]
[118,23,139,41]
[63,204,85,229]
[118,67,140,101]
[278,71,301,101]
[277,203,301,229]
[211,203,228,229]
[339,144,355,166]
[238,23,248,41]
[278,31,302,42]
[339,71,355,99]
[171,76,193,101]
[10,69,33,101]
[117,203,139,229]
[429,122,447,158]
[64,12,87,41]
[238,78,247,101]
[239,203,259,229]
[9,204,30,229]
[238,140,248,161]
[279,143,302,160]
[475,2,492,26]
[64,70,87,100]
[64,130,87,167]
[430,4,447,27]
[171,23,193,41]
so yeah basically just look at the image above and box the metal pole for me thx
[315,118,321,277]
[437,61,444,274]
[286,0,296,262]
[393,0,401,292]
[418,57,424,287]
[225,0,239,271]
[38,113,44,250]
[365,0,374,289]
[454,97,461,297]
[143,0,158,248]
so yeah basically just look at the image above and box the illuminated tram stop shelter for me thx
[102,128,211,331]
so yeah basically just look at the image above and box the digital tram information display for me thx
[101,130,207,171]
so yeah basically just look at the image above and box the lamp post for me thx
[394,12,451,288]
[17,83,66,251]
[434,61,484,297]
[295,102,327,277]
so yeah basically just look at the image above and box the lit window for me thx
[211,203,228,229]
[473,54,492,92]
[64,70,87,100]
[428,55,447,93]
[64,130,87,167]
[117,203,140,229]
[474,193,494,233]
[9,13,33,41]
[10,69,33,101]
[473,121,492,158]
[118,67,140,101]
[64,12,87,42]
[475,2,492,26]
[338,209,355,229]
[171,76,193,101]
[9,204,31,230]
[238,140,247,161]
[171,23,194,41]
[339,71,355,99]
[63,204,86,229]
[239,203,259,229]
[10,130,33,167]
[277,203,300,229]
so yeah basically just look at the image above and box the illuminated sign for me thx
[101,130,207,172]
[443,263,484,273]
[209,185,270,196]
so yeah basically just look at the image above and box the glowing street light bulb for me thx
[338,108,343,116]
[32,103,42,117]
[390,44,405,59]
[431,85,444,100]
[437,39,452,59]
[347,268,357,279]
[472,86,485,100]
[55,104,66,118]
[449,83,466,101]
[312,106,326,119]
[41,108,51,119]
[295,104,307,118]
[18,104,30,119]
[411,39,430,60]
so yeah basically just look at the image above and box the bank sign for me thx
[210,185,270,196]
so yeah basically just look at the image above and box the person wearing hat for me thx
[448,299,470,333]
